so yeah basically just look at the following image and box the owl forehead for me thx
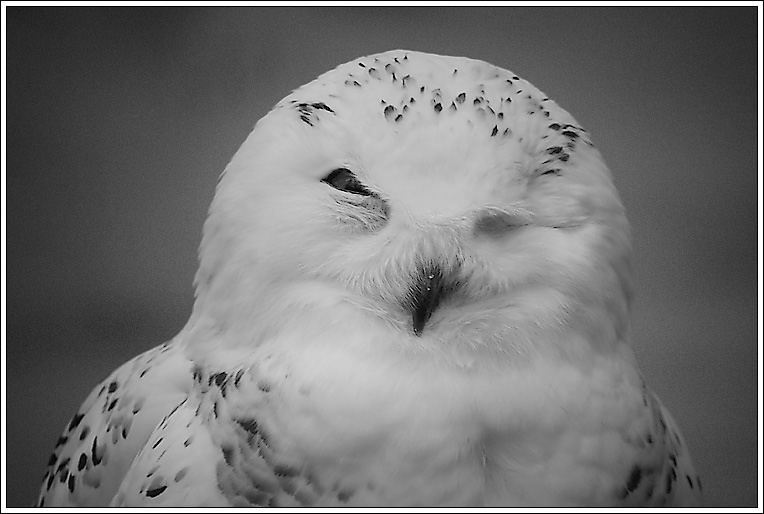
[271,50,595,175]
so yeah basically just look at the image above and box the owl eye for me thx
[322,168,374,196]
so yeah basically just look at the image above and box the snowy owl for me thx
[36,50,702,507]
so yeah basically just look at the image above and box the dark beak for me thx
[410,265,449,336]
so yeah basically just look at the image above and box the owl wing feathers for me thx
[613,387,703,507]
[36,341,193,507]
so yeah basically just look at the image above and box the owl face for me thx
[192,50,632,363]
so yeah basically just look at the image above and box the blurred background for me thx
[5,6,759,507]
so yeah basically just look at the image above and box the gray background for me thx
[6,7,758,507]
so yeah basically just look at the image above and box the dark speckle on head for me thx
[384,104,396,121]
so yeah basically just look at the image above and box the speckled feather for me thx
[36,50,702,507]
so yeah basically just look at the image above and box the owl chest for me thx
[207,342,641,506]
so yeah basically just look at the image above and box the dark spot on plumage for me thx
[108,381,118,393]
[670,467,677,481]
[310,102,334,113]
[473,98,481,105]
[56,457,71,474]
[175,468,188,482]
[234,369,244,387]
[503,128,510,136]
[409,97,416,104]
[38,497,44,507]
[146,485,167,498]
[192,365,203,383]
[449,102,457,112]
[383,104,396,120]
[394,114,403,122]
[420,86,425,93]
[213,402,219,418]
[697,476,703,491]
[486,105,495,115]
[236,417,259,435]
[401,74,410,87]
[67,474,75,493]
[391,72,397,82]
[646,434,653,444]
[59,467,69,483]
[68,412,85,431]
[46,473,55,490]
[47,453,57,466]
[562,130,579,139]
[107,398,118,411]
[55,435,68,448]
[665,470,673,494]
[659,415,667,431]
[543,111,550,117]
[456,92,466,104]
[78,453,87,471]
[669,454,677,466]
[257,381,271,393]
[212,372,228,387]
[358,62,365,67]
[152,437,163,449]
[491,125,498,137]
[497,112,504,120]
[541,169,560,176]
[98,385,105,397]
[547,146,564,155]
[624,465,642,494]
[353,80,361,87]
[91,438,102,465]
[337,489,353,502]
[222,444,235,466]
[122,427,128,439]
[139,368,148,378]
[183,437,192,447]
[559,153,570,162]
[686,475,694,488]
[434,102,442,113]
[505,97,512,103]
[402,104,409,114]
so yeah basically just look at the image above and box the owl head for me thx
[186,50,633,369]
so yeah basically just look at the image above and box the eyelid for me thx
[322,168,375,197]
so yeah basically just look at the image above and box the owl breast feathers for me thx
[37,50,702,507]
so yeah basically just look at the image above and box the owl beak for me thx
[411,265,448,336]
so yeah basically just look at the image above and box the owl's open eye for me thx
[322,168,375,197]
